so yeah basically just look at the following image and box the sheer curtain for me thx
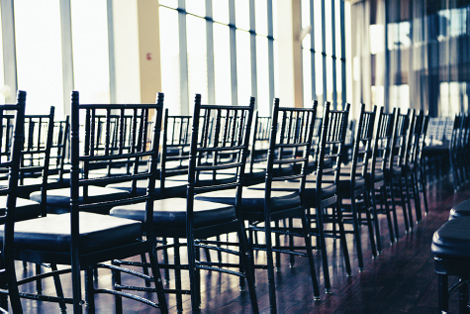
[351,0,470,117]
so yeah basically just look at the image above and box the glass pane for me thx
[336,60,342,105]
[159,0,177,9]
[186,0,205,17]
[71,0,110,104]
[214,24,231,105]
[315,53,323,103]
[235,0,250,30]
[313,0,323,52]
[325,0,332,56]
[302,47,312,108]
[326,57,333,102]
[187,15,208,106]
[335,0,342,57]
[159,7,181,114]
[237,30,251,106]
[213,0,229,24]
[257,36,270,115]
[14,0,63,116]
[301,0,310,30]
[255,0,268,36]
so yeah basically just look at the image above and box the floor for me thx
[18,172,467,313]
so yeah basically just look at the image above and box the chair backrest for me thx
[405,110,425,167]
[264,98,317,201]
[350,104,377,181]
[315,102,350,189]
[371,107,397,178]
[416,113,429,166]
[50,116,70,182]
[160,109,192,182]
[0,91,26,311]
[186,94,254,218]
[248,111,272,176]
[70,90,164,233]
[390,108,411,169]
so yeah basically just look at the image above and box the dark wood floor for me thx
[18,173,468,313]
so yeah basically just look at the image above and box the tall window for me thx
[0,6,4,104]
[14,0,64,116]
[71,0,110,104]
[159,0,277,116]
[301,0,350,109]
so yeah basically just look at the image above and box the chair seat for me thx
[29,186,131,209]
[110,197,236,229]
[450,199,470,219]
[0,212,142,253]
[195,187,301,214]
[0,196,41,221]
[248,181,335,207]
[106,179,187,198]
[431,217,470,260]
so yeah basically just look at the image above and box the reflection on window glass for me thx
[213,0,229,24]
[213,24,231,105]
[336,62,342,105]
[71,0,110,104]
[335,0,342,56]
[187,15,208,107]
[235,0,250,30]
[159,7,181,114]
[14,0,63,117]
[186,0,205,17]
[326,57,333,101]
[237,30,251,106]
[256,36,269,114]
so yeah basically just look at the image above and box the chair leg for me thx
[410,172,422,222]
[458,278,469,313]
[275,220,281,272]
[112,264,123,313]
[387,180,400,240]
[289,218,295,268]
[162,237,170,285]
[335,202,352,277]
[362,191,377,258]
[302,214,320,300]
[50,263,67,312]
[148,249,169,314]
[419,168,429,215]
[85,266,96,313]
[403,176,414,229]
[5,258,22,313]
[173,238,183,313]
[140,253,151,288]
[438,274,449,313]
[265,221,278,312]
[312,206,331,292]
[350,197,365,271]
[187,230,200,312]
[398,177,411,232]
[237,223,259,312]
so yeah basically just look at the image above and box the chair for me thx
[449,114,464,191]
[305,101,352,291]
[369,107,397,248]
[1,91,168,313]
[110,94,258,312]
[386,108,412,235]
[0,91,26,312]
[431,217,470,313]
[415,113,429,216]
[47,116,70,189]
[336,104,378,269]
[195,98,320,311]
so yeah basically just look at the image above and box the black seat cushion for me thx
[431,217,470,259]
[0,196,41,221]
[110,197,237,229]
[30,186,131,208]
[0,212,142,253]
[450,199,470,219]
[195,187,301,214]
[106,179,187,198]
